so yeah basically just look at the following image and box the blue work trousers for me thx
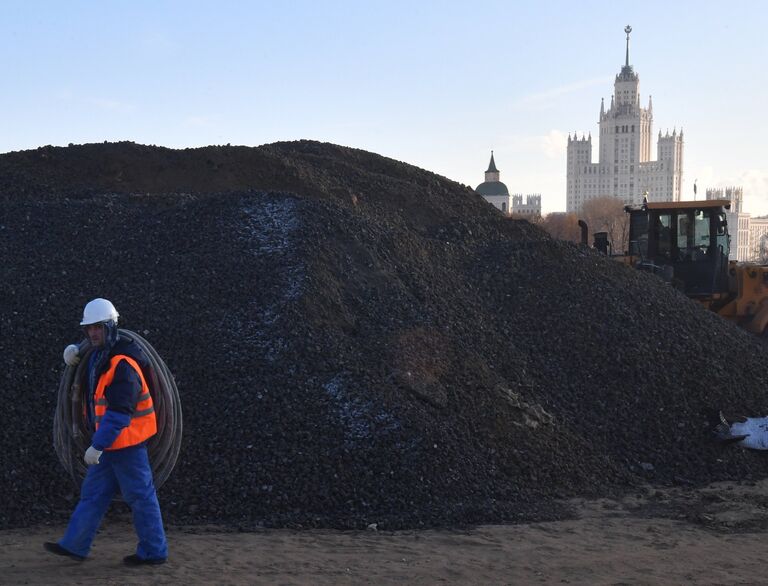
[59,444,168,560]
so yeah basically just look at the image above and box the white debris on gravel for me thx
[240,198,298,253]
[323,374,400,449]
[232,195,306,361]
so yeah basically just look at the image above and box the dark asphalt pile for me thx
[1,140,768,531]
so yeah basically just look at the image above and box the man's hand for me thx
[63,344,80,366]
[84,446,102,465]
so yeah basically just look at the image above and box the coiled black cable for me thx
[53,329,182,490]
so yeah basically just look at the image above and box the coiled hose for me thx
[53,329,182,489]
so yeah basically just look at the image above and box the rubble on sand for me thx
[1,140,767,530]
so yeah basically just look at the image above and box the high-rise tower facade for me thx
[566,26,683,213]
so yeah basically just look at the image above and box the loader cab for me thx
[626,200,730,297]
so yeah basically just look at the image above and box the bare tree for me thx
[539,212,582,243]
[752,233,768,263]
[580,196,629,254]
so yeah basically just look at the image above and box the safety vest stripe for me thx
[132,407,155,419]
[94,405,154,424]
[95,392,150,409]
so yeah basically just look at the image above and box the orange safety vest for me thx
[94,354,157,450]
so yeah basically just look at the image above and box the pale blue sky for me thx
[2,0,766,214]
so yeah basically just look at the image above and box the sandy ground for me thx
[3,481,768,585]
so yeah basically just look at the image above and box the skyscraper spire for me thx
[616,25,638,82]
[624,25,632,67]
[600,97,605,118]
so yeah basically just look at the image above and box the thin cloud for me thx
[183,115,218,129]
[509,76,613,110]
[498,130,569,159]
[539,130,568,158]
[50,91,135,114]
[696,168,768,216]
[737,169,768,216]
[140,32,180,52]
[87,98,136,114]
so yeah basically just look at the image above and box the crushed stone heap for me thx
[1,140,767,530]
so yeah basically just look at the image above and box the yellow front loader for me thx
[619,199,768,336]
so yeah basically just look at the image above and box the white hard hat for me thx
[80,298,119,326]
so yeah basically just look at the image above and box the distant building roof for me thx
[476,181,509,196]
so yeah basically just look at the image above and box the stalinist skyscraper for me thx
[566,26,683,213]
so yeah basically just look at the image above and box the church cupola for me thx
[476,151,509,197]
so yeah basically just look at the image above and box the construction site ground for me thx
[4,479,768,585]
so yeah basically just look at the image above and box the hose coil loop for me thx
[53,329,182,489]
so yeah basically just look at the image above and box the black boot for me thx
[123,554,166,566]
[43,542,85,562]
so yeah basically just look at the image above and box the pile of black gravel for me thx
[1,140,767,531]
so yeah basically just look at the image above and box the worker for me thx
[44,298,168,565]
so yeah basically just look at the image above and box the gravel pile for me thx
[2,140,768,530]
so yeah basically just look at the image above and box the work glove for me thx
[63,344,80,367]
[84,446,102,466]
